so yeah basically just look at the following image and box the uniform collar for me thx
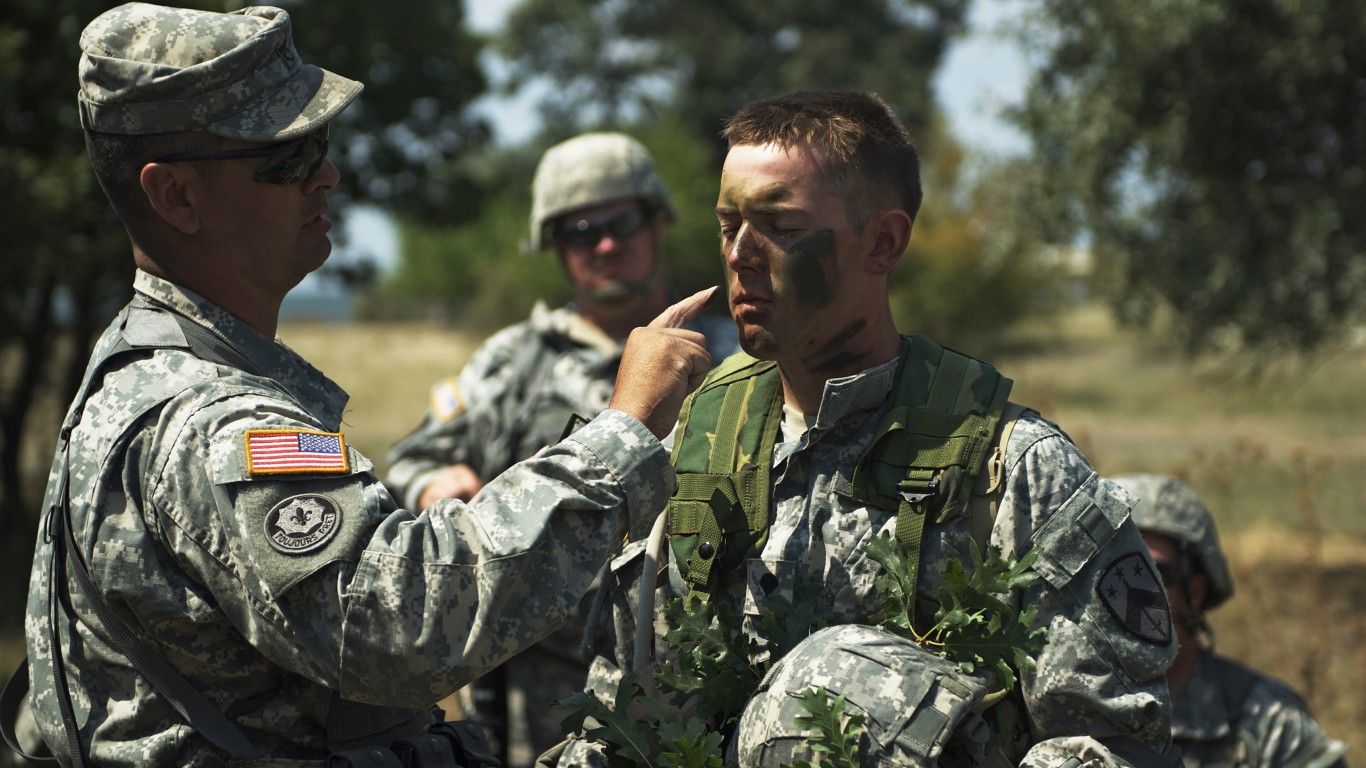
[806,353,900,434]
[132,269,349,426]
[529,300,622,356]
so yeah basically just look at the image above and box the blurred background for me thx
[3,0,1364,761]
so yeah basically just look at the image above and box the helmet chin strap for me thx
[578,256,663,306]
[587,276,657,305]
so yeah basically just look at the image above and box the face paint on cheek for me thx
[780,229,837,308]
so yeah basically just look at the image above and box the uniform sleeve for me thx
[150,385,674,711]
[993,414,1181,768]
[385,325,533,509]
[1241,676,1350,768]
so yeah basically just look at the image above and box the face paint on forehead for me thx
[720,175,793,208]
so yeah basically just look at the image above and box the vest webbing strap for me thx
[871,343,1012,629]
[667,337,1012,612]
[667,357,782,600]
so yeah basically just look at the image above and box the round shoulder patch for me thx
[264,493,343,555]
[1097,552,1172,645]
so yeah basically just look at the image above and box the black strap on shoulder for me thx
[3,298,263,765]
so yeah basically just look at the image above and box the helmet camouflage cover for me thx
[528,132,677,251]
[1110,473,1234,609]
[735,625,993,767]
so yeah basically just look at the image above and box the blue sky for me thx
[331,0,1032,284]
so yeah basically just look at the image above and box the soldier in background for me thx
[1113,474,1350,768]
[386,132,737,766]
[9,4,715,764]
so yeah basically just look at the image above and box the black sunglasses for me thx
[151,125,330,185]
[556,207,651,250]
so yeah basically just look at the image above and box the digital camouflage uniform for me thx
[386,303,737,512]
[1111,474,1349,768]
[24,269,676,766]
[1169,651,1348,768]
[386,304,735,765]
[557,347,1181,768]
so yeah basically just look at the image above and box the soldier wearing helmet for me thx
[386,133,737,766]
[1112,474,1349,768]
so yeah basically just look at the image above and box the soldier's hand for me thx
[610,286,718,439]
[418,463,484,507]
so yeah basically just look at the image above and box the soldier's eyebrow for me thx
[723,184,796,217]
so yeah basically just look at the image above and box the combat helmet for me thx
[528,132,677,251]
[734,625,994,767]
[1110,473,1234,609]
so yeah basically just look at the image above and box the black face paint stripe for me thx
[785,229,837,308]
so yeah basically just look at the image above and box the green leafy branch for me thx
[566,539,1046,767]
[866,533,1049,692]
[655,595,766,721]
[786,688,867,768]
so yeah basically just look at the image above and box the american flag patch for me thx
[430,378,464,422]
[245,429,350,475]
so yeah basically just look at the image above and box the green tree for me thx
[0,0,489,589]
[1010,0,1366,356]
[498,0,970,155]
[892,121,1066,355]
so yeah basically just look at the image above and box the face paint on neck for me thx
[800,318,870,375]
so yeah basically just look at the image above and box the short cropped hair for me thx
[722,91,922,226]
[84,129,222,256]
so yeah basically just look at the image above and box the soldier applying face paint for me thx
[6,6,717,765]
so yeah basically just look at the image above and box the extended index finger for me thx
[648,285,720,329]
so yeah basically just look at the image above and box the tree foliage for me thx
[498,0,971,154]
[1011,0,1366,356]
[892,122,1068,355]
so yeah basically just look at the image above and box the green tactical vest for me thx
[665,334,1014,619]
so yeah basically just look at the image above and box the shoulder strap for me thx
[968,402,1029,554]
[846,335,1012,631]
[6,299,262,765]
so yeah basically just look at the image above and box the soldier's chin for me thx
[588,280,651,305]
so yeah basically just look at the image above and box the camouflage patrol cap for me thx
[735,625,992,767]
[1111,473,1235,609]
[529,132,677,251]
[78,3,362,141]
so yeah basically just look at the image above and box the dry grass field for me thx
[4,303,1362,763]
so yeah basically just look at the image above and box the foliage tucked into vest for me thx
[666,335,1013,612]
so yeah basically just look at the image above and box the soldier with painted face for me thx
[553,91,1180,768]
[12,5,715,766]
[385,133,737,766]
[1112,474,1350,768]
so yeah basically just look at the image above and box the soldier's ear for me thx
[140,162,203,235]
[864,208,911,276]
